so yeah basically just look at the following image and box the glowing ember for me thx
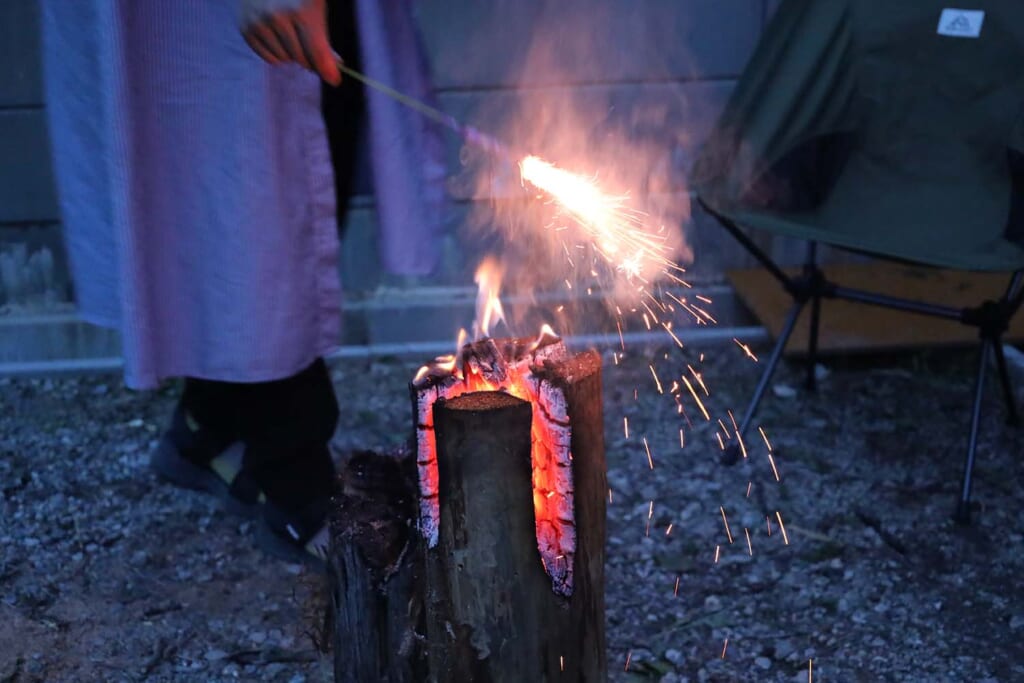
[411,255,583,594]
[412,335,579,596]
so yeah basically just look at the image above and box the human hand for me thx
[240,0,341,85]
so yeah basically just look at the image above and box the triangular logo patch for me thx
[937,8,985,38]
[945,14,972,33]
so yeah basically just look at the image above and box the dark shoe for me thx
[150,405,263,518]
[256,496,332,567]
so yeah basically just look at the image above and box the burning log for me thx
[330,335,606,682]
[328,451,427,682]
[416,339,607,682]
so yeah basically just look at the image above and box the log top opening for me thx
[441,390,527,412]
[536,348,602,384]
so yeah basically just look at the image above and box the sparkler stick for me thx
[335,60,512,160]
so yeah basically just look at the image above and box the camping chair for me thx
[691,0,1024,523]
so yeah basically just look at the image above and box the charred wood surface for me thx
[333,345,607,683]
[537,350,608,679]
[328,451,427,683]
[427,350,607,682]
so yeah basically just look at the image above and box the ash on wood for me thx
[332,344,607,682]
[426,349,607,682]
[328,451,427,683]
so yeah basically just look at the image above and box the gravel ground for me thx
[2,343,1023,682]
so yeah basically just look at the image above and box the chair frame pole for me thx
[723,299,804,465]
[805,242,822,391]
[956,339,993,524]
[991,342,1018,426]
[702,198,1024,518]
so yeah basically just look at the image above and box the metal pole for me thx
[955,340,992,524]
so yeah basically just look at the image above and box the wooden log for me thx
[328,451,428,683]
[427,349,607,682]
[536,350,608,679]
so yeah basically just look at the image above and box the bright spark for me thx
[728,410,747,458]
[734,338,759,361]
[680,376,710,421]
[768,451,781,481]
[649,365,664,394]
[687,365,710,396]
[519,155,678,285]
[720,506,734,544]
[776,511,790,545]
[662,322,684,348]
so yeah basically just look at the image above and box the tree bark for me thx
[328,451,427,683]
[426,350,607,682]
[331,348,607,683]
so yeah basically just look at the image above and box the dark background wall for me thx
[0,0,830,366]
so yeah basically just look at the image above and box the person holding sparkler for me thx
[41,0,442,564]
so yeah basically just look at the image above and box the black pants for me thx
[179,3,367,511]
[182,359,339,509]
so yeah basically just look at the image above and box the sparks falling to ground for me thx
[331,57,802,674]
[419,151,798,672]
[513,155,801,671]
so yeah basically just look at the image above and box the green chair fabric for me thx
[692,0,1024,272]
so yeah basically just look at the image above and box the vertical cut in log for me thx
[410,335,567,551]
[426,348,607,682]
[427,390,538,682]
[535,350,608,678]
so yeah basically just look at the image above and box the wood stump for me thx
[329,346,607,682]
[328,451,426,682]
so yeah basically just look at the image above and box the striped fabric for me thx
[41,1,341,389]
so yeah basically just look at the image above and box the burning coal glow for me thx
[411,258,581,595]
[412,335,577,596]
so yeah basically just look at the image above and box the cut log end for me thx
[441,389,526,412]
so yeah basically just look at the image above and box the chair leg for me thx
[806,293,822,391]
[803,242,821,392]
[722,300,805,465]
[955,340,993,524]
[991,340,1019,426]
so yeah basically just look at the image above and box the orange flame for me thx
[473,257,505,339]
[413,332,575,595]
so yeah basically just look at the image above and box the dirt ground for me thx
[1,342,1022,682]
